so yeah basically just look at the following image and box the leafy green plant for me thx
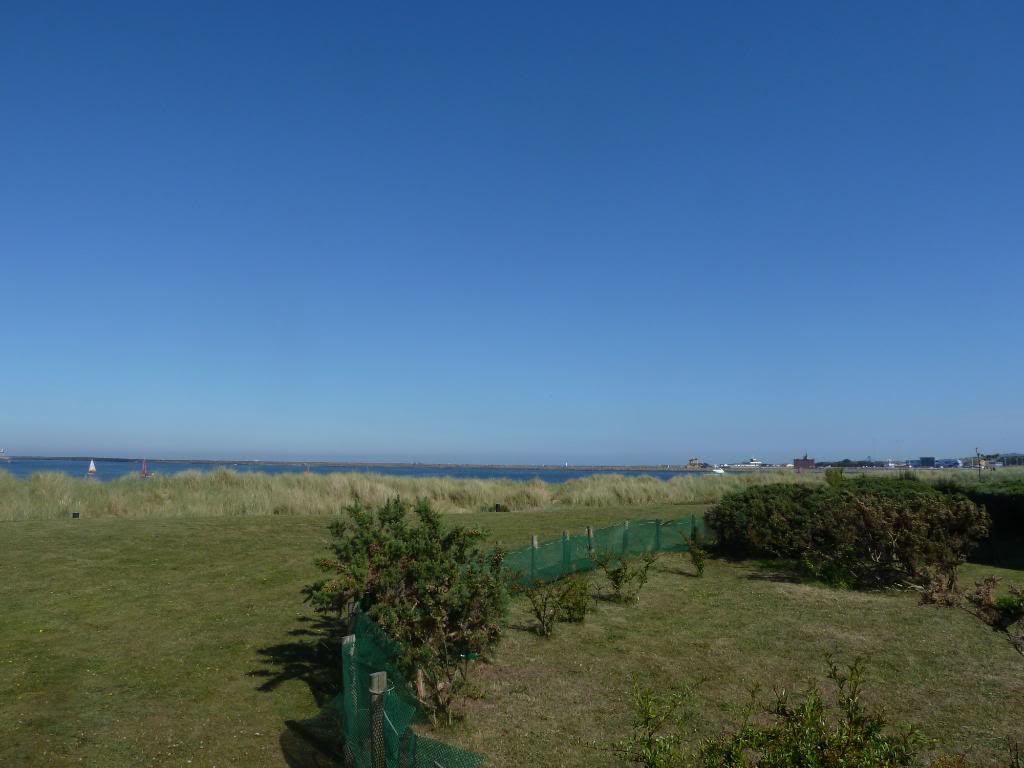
[520,580,564,637]
[519,575,593,635]
[606,681,697,768]
[699,656,923,768]
[604,657,987,768]
[592,549,660,602]
[304,497,509,723]
[687,537,706,577]
[557,575,592,622]
[967,577,1024,654]
[968,576,1024,631]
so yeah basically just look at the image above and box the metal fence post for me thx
[530,534,538,582]
[622,520,629,555]
[654,519,662,551]
[690,512,698,544]
[562,530,571,575]
[586,526,594,552]
[369,671,388,768]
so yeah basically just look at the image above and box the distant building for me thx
[919,456,936,468]
[793,455,816,473]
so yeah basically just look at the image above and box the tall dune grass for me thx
[0,468,821,521]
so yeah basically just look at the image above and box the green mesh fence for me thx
[305,516,705,766]
[503,515,707,586]
[315,609,483,768]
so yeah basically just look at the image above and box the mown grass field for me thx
[2,504,1022,767]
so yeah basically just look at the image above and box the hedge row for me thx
[706,479,989,588]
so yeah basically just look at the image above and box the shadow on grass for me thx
[658,564,703,578]
[280,721,344,768]
[250,614,347,767]
[746,571,803,584]
[971,538,1024,571]
[250,614,342,707]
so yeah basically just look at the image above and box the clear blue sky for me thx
[2,2,1022,464]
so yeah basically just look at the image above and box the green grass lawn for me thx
[1,505,1022,767]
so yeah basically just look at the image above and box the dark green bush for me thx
[705,484,819,557]
[304,498,508,721]
[706,482,989,588]
[557,575,592,622]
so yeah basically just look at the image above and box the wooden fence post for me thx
[341,635,357,768]
[654,519,662,551]
[622,520,630,554]
[369,671,388,768]
[530,534,538,582]
[562,530,571,575]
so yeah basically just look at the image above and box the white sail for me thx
[87,460,97,475]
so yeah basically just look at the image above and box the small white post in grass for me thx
[369,671,388,768]
[530,534,539,582]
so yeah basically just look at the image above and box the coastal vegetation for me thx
[0,468,817,521]
[707,479,990,587]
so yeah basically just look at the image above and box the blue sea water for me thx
[0,458,705,484]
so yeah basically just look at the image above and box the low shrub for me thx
[557,576,592,622]
[706,481,989,588]
[687,538,706,577]
[520,580,564,637]
[919,567,961,607]
[519,575,592,635]
[699,656,923,768]
[592,549,660,602]
[608,656,990,768]
[607,681,696,768]
[968,577,1024,631]
[304,498,509,723]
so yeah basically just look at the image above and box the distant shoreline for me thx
[10,456,713,473]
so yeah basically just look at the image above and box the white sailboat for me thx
[87,459,98,477]
[0,448,10,462]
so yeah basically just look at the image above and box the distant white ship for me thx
[729,458,766,468]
